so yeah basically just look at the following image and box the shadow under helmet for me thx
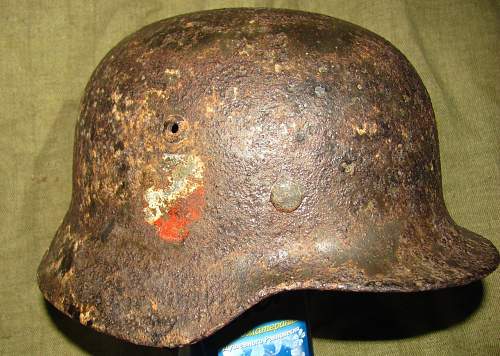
[37,8,499,348]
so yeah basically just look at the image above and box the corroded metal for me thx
[37,8,499,348]
[270,179,304,212]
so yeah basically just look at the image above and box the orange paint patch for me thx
[153,187,205,243]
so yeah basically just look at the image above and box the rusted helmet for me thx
[38,8,499,347]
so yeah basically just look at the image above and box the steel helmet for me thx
[37,8,499,347]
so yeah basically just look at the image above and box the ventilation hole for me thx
[170,122,179,134]
[163,115,188,143]
[163,121,180,134]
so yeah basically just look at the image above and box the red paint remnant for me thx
[154,187,205,243]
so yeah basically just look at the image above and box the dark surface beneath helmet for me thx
[44,282,484,354]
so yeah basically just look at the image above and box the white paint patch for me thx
[315,239,337,254]
[205,104,215,114]
[165,68,180,77]
[143,154,204,224]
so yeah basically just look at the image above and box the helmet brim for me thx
[37,216,498,347]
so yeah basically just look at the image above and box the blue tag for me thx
[218,320,312,356]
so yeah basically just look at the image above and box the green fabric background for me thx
[1,0,498,355]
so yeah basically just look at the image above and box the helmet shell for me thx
[37,8,499,347]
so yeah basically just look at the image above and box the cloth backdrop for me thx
[0,0,498,355]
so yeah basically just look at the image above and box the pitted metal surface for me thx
[37,8,499,347]
[270,178,304,212]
